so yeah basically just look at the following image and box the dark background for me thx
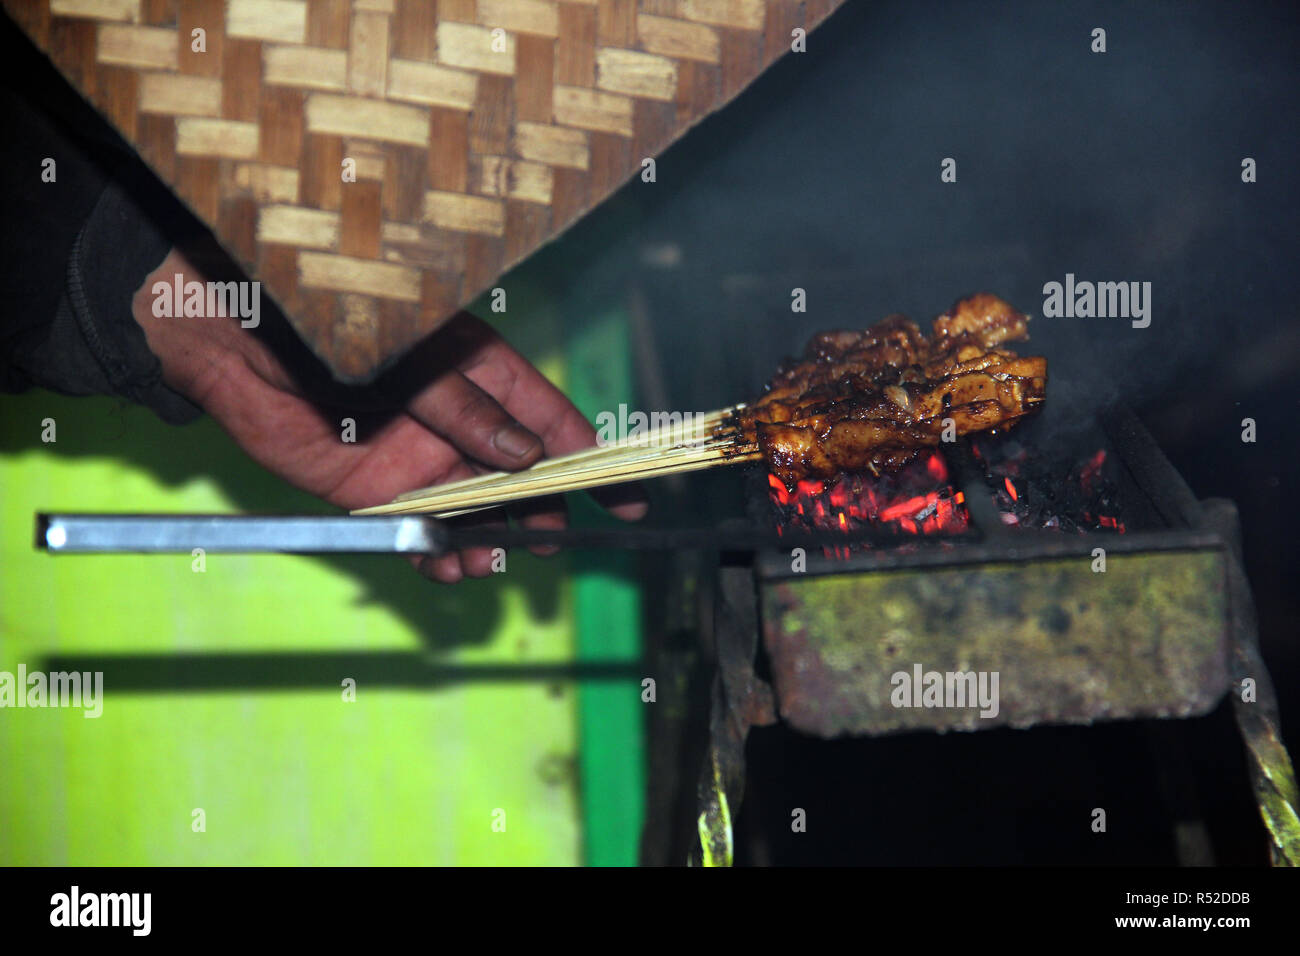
[5,0,1295,865]
[514,0,1299,863]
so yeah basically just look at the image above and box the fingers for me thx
[453,322,599,458]
[321,415,480,511]
[411,552,462,585]
[587,482,651,521]
[414,545,498,584]
[411,511,511,584]
[389,312,649,526]
[451,320,650,521]
[508,494,567,557]
[413,496,572,583]
[401,369,546,472]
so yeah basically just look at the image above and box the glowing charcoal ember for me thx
[765,437,1129,557]
[968,437,1129,535]
[1080,450,1107,492]
[767,473,790,505]
[767,452,970,552]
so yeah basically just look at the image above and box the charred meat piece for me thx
[931,292,1029,350]
[778,315,929,375]
[759,419,941,485]
[742,294,1047,486]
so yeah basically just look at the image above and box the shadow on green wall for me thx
[2,391,576,666]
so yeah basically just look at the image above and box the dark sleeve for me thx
[0,12,203,425]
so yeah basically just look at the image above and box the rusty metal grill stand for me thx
[1107,409,1298,867]
[690,553,775,867]
[686,408,1299,866]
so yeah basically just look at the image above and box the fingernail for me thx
[493,425,540,459]
[618,501,650,521]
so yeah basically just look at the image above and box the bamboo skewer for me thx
[391,416,747,519]
[387,406,740,503]
[354,449,759,516]
[352,410,760,516]
[354,441,758,516]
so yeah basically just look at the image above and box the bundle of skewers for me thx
[352,407,758,517]
[352,293,1047,518]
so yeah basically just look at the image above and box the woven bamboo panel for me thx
[6,0,843,380]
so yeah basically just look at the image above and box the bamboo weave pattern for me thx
[6,0,843,379]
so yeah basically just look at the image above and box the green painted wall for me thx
[0,296,644,865]
[566,306,646,867]
[0,388,580,864]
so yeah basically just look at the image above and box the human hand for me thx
[131,247,647,582]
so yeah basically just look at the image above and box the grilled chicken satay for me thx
[742,294,1047,487]
[742,318,925,427]
[757,368,1045,485]
[771,315,929,384]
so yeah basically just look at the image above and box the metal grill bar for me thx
[37,514,448,555]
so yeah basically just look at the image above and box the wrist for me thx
[131,248,249,403]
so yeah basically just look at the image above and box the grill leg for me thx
[1142,720,1216,865]
[1202,498,1300,866]
[690,557,775,866]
